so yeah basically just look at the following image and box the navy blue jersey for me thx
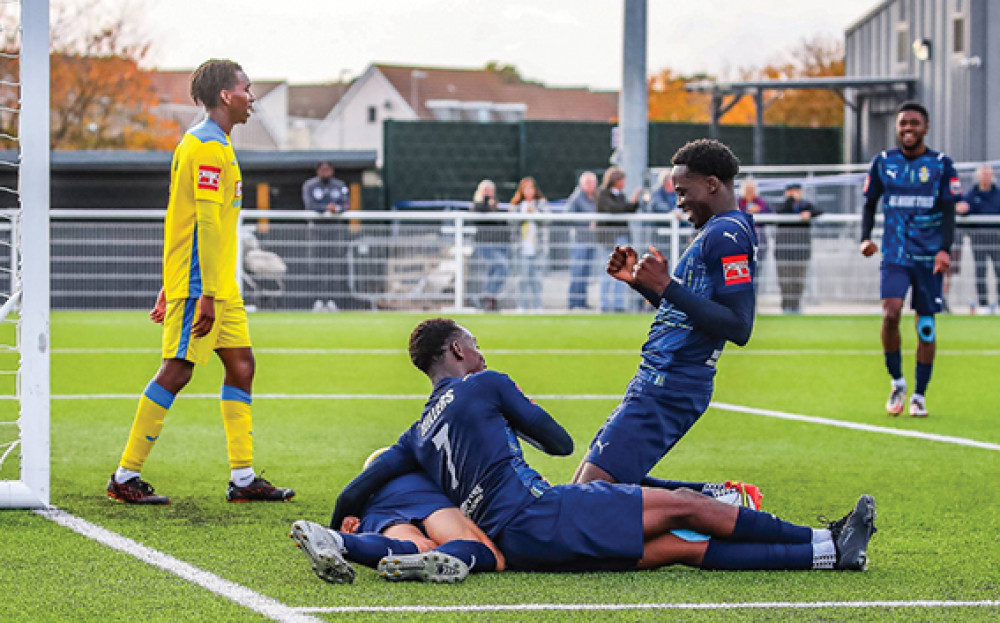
[357,471,452,534]
[640,210,758,383]
[864,148,962,265]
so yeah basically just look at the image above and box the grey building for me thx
[845,0,999,163]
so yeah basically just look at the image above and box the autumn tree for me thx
[648,35,845,127]
[0,1,178,150]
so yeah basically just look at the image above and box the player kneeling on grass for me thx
[290,450,505,584]
[317,318,877,579]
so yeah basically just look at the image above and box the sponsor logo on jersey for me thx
[235,180,242,197]
[950,177,962,196]
[722,254,751,285]
[919,166,930,183]
[197,165,221,191]
[722,231,739,244]
[863,175,870,194]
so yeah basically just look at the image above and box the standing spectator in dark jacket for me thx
[302,161,351,311]
[957,166,1000,314]
[596,167,640,312]
[774,183,820,314]
[470,179,511,311]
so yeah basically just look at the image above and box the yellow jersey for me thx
[162,119,243,301]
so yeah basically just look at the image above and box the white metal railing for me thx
[44,209,1000,315]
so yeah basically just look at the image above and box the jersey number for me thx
[432,423,459,491]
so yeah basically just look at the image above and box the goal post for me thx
[0,0,50,509]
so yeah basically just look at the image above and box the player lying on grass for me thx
[574,138,761,488]
[291,448,759,584]
[298,318,876,583]
[291,452,505,584]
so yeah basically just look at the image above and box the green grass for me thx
[2,311,999,622]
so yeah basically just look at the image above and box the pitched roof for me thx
[148,70,282,106]
[288,83,352,119]
[374,63,618,122]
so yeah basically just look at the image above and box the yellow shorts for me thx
[162,297,252,366]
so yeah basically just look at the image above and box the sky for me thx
[99,0,879,89]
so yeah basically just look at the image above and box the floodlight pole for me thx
[619,0,648,198]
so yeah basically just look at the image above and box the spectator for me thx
[637,169,683,253]
[470,179,510,311]
[596,166,640,312]
[302,161,349,216]
[774,183,821,314]
[738,177,771,260]
[956,166,1000,314]
[511,176,548,311]
[566,171,598,310]
[301,161,350,311]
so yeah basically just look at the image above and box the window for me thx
[895,23,910,64]
[953,15,965,54]
[367,106,377,124]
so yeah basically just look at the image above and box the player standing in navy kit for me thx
[572,139,759,488]
[860,101,961,418]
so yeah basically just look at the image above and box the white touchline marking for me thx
[9,395,997,453]
[294,600,1000,613]
[45,347,1000,356]
[35,508,323,623]
[710,402,1000,452]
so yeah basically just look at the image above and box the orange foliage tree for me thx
[648,35,845,128]
[0,1,178,150]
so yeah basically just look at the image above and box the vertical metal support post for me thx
[753,89,765,166]
[620,0,648,199]
[453,215,465,310]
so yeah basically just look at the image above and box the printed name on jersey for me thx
[950,177,962,196]
[419,388,454,437]
[722,254,752,285]
[197,165,221,191]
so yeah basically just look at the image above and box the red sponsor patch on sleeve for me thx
[863,174,870,194]
[722,254,751,286]
[197,165,221,191]
[949,176,962,197]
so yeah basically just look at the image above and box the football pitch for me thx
[1,311,999,622]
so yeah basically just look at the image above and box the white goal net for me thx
[0,0,50,509]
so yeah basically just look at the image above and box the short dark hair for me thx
[409,318,461,374]
[190,59,244,108]
[896,100,929,122]
[671,139,740,184]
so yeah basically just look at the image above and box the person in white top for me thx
[511,177,548,311]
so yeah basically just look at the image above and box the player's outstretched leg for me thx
[824,494,878,571]
[377,551,469,584]
[289,520,356,584]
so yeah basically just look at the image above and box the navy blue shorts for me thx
[357,472,452,534]
[496,481,644,571]
[584,368,712,484]
[880,262,942,316]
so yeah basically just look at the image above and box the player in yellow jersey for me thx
[107,59,294,504]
